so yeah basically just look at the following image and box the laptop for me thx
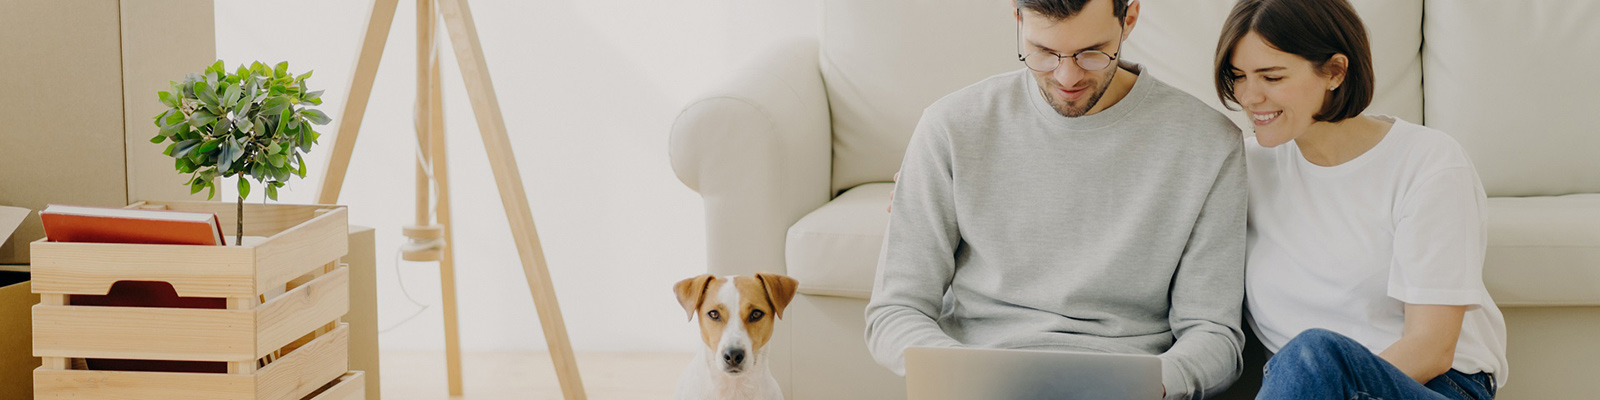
[905,346,1163,400]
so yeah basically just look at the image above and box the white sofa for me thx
[669,1,1600,399]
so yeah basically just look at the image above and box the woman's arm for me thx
[1378,303,1468,383]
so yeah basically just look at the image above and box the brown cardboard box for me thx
[0,0,215,264]
[1,207,38,398]
[0,273,39,400]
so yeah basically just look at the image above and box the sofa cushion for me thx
[1484,194,1600,306]
[786,183,892,299]
[1122,0,1423,132]
[821,0,1019,195]
[1424,1,1600,197]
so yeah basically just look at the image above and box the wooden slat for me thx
[307,371,366,400]
[31,325,351,400]
[34,367,257,400]
[437,0,585,398]
[30,240,255,298]
[32,304,254,361]
[316,0,401,205]
[255,324,349,400]
[254,207,349,296]
[255,266,349,357]
[147,201,328,237]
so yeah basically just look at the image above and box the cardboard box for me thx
[0,0,215,264]
[1,206,39,399]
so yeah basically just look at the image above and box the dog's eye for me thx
[707,310,721,321]
[749,310,764,322]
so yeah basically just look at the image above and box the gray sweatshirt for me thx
[864,64,1247,399]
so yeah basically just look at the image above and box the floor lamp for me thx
[312,0,586,398]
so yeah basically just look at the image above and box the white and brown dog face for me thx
[674,273,798,375]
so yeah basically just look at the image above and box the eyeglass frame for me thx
[1015,16,1127,73]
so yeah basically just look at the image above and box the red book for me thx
[40,204,225,246]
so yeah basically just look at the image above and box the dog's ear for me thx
[756,273,799,319]
[673,274,716,321]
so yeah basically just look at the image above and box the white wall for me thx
[215,0,818,353]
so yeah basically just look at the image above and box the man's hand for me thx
[887,170,900,213]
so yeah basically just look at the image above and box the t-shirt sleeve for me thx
[1387,166,1490,306]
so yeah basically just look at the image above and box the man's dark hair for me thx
[1214,0,1375,122]
[1016,0,1128,21]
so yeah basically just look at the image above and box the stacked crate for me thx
[29,201,364,400]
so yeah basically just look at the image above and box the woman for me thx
[1214,0,1508,398]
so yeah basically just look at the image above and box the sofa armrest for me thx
[669,38,832,277]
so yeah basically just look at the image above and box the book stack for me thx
[30,201,364,400]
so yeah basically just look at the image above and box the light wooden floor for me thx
[379,351,693,399]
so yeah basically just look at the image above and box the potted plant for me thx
[150,60,330,245]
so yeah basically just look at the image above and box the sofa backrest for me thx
[1423,0,1600,197]
[821,0,1016,195]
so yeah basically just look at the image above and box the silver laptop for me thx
[905,346,1162,400]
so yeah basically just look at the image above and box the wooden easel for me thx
[313,0,586,398]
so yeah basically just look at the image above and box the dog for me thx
[673,273,798,400]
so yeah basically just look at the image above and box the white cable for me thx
[382,249,438,334]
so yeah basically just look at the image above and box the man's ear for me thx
[1122,0,1142,41]
[756,273,799,319]
[673,274,715,321]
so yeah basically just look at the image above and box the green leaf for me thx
[237,178,251,199]
[265,183,278,200]
[227,137,246,163]
[302,109,331,125]
[218,141,235,172]
[164,109,187,126]
[269,154,286,168]
[295,153,307,177]
[158,91,177,107]
[222,84,242,109]
[189,111,218,129]
[176,157,195,173]
[150,134,166,144]
[268,142,282,155]
[209,60,225,74]
[274,61,288,78]
[263,97,291,115]
[190,180,204,194]
[171,139,201,158]
[295,70,313,82]
[198,138,220,154]
[207,182,216,200]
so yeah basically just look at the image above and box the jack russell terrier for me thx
[673,273,798,400]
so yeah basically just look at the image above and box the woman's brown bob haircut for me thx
[1214,0,1374,122]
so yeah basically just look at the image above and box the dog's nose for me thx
[722,348,746,367]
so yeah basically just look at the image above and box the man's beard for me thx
[1038,68,1117,118]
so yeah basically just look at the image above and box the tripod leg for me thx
[422,4,467,394]
[315,0,400,205]
[436,0,586,398]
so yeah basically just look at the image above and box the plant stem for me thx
[236,195,244,246]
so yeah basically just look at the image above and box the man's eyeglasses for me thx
[1015,19,1124,73]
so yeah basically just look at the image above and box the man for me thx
[863,0,1247,398]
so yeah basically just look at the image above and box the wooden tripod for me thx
[313,0,586,398]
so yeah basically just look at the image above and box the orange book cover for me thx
[39,204,225,246]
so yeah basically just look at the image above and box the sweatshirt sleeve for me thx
[1159,135,1248,399]
[863,112,965,376]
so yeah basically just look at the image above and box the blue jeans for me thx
[1257,329,1496,400]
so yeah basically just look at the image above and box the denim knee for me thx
[1274,328,1360,370]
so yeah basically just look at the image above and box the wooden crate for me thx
[29,201,356,400]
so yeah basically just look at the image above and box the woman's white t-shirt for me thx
[1244,116,1509,387]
